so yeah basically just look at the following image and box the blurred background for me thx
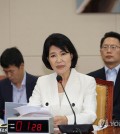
[0,0,120,76]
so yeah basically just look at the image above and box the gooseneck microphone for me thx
[56,75,93,134]
[56,75,76,125]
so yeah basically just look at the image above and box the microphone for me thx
[56,75,93,134]
[56,75,76,125]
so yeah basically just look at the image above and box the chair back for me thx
[0,75,6,80]
[94,78,114,125]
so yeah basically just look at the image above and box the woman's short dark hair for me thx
[100,31,120,48]
[0,47,24,68]
[42,33,78,70]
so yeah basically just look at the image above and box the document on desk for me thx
[5,102,26,123]
[14,105,52,117]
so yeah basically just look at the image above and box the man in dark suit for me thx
[0,47,38,120]
[88,31,120,120]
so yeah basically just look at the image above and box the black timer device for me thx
[7,117,53,134]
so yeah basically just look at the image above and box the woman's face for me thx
[48,45,73,75]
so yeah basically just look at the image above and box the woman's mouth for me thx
[56,65,65,69]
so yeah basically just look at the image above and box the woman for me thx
[29,33,97,131]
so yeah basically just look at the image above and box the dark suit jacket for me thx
[88,68,120,120]
[0,72,38,119]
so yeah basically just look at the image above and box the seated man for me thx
[0,47,38,120]
[88,31,120,120]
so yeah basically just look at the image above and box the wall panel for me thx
[0,0,120,75]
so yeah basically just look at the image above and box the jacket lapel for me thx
[113,69,120,104]
[50,73,60,105]
[99,68,106,80]
[4,79,13,101]
[61,69,80,105]
[26,73,30,102]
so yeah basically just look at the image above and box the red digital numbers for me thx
[31,124,36,131]
[16,121,22,131]
[31,123,42,131]
[37,124,42,131]
[16,121,42,132]
[28,121,30,131]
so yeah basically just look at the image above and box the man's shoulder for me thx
[26,73,38,79]
[25,73,38,85]
[87,68,105,77]
[0,78,11,90]
[0,78,10,84]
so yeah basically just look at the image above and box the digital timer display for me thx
[8,120,49,133]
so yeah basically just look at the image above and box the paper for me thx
[0,119,4,124]
[5,102,26,123]
[14,105,52,117]
[93,125,108,131]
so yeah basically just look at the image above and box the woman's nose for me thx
[56,55,62,62]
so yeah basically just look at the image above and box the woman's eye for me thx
[61,52,66,55]
[50,55,56,58]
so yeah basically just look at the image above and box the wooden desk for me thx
[95,126,120,134]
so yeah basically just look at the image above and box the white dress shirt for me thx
[105,64,120,85]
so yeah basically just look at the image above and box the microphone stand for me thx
[60,81,76,125]
[56,75,93,134]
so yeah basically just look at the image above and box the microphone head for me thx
[56,75,62,83]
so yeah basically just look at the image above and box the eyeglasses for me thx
[101,45,120,51]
